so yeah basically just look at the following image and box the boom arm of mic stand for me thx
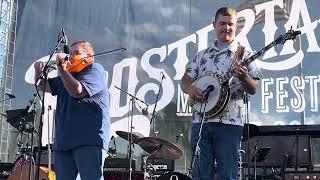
[149,74,165,137]
[34,34,65,180]
[114,86,149,107]
[35,35,64,87]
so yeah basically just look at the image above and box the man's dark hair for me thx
[214,7,237,22]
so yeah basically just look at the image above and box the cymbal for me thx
[242,123,259,141]
[138,137,183,160]
[116,131,142,144]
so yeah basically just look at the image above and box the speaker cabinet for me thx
[241,135,312,168]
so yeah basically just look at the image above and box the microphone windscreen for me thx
[63,45,70,54]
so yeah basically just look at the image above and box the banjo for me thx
[189,28,301,118]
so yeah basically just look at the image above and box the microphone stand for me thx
[149,72,165,137]
[33,32,65,180]
[114,86,149,180]
[188,95,209,179]
[244,92,252,180]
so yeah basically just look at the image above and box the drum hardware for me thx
[142,155,156,180]
[2,93,40,180]
[238,149,245,180]
[114,85,150,180]
[189,28,301,118]
[252,147,271,180]
[108,135,117,158]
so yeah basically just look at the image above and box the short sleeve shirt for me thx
[48,63,111,151]
[185,40,262,126]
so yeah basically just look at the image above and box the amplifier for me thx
[241,135,312,168]
[285,171,320,180]
[141,155,174,174]
[104,158,136,172]
[0,163,13,178]
[104,171,144,180]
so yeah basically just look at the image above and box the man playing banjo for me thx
[181,7,262,180]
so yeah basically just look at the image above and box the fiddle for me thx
[66,55,93,73]
[53,47,126,73]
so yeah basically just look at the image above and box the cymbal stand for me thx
[238,149,245,180]
[47,105,52,170]
[23,93,38,180]
[188,96,209,179]
[149,72,165,137]
[142,155,155,180]
[33,31,65,180]
[114,86,149,180]
[143,146,164,179]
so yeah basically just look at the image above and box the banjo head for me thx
[191,74,222,114]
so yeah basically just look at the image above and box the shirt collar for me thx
[209,39,239,53]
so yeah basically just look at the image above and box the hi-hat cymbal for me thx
[116,131,142,144]
[138,137,183,160]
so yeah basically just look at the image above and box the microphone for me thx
[61,28,70,54]
[142,107,152,120]
[203,85,215,99]
[294,30,301,37]
[63,44,70,54]
[5,93,15,99]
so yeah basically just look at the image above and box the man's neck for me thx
[215,39,234,50]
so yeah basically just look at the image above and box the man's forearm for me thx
[181,74,194,94]
[58,68,84,98]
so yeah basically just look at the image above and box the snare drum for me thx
[157,172,191,180]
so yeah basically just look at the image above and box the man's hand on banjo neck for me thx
[232,61,258,95]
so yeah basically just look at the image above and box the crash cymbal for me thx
[138,137,183,160]
[116,131,142,144]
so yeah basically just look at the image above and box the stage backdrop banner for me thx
[11,0,320,169]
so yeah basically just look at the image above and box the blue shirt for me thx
[48,63,111,151]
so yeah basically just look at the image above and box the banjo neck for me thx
[220,29,299,85]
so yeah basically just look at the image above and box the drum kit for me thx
[0,105,55,179]
[116,130,190,180]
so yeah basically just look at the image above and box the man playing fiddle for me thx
[34,41,110,180]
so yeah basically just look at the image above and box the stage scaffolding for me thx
[0,0,18,162]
